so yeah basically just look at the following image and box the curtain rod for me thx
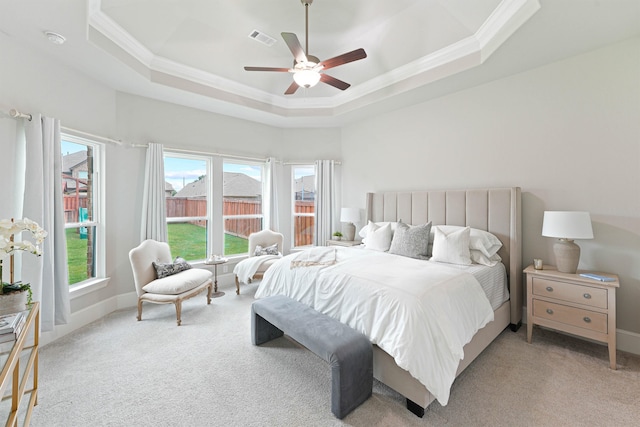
[9,108,340,165]
[168,147,266,163]
[284,161,342,165]
[9,108,32,121]
[9,108,130,146]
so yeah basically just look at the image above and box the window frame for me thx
[222,159,265,257]
[291,164,315,249]
[163,152,212,262]
[61,133,107,296]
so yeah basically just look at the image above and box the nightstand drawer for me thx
[533,300,607,334]
[532,277,607,309]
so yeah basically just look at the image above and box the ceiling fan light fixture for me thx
[293,69,321,88]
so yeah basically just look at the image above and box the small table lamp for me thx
[542,211,594,273]
[340,208,361,242]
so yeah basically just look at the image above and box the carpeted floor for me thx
[19,281,640,426]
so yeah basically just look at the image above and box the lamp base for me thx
[553,239,581,273]
[342,223,355,242]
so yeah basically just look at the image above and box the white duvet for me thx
[255,246,495,405]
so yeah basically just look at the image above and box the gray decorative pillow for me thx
[152,257,192,279]
[388,222,432,259]
[254,243,279,256]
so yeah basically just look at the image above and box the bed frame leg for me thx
[509,321,522,332]
[406,399,425,418]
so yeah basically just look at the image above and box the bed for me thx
[257,187,522,416]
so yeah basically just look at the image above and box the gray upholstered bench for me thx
[251,295,373,419]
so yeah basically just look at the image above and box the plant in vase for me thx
[332,231,343,241]
[0,218,48,307]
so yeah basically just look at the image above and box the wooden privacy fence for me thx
[294,201,314,246]
[63,195,88,223]
[148,197,315,244]
[224,199,262,238]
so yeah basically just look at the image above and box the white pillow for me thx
[363,222,393,252]
[358,220,401,239]
[431,226,471,265]
[470,250,502,267]
[430,226,502,258]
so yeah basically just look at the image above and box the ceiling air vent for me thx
[249,30,277,47]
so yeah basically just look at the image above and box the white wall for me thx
[341,37,640,338]
[0,36,342,337]
[111,93,342,294]
[3,29,638,351]
[0,36,119,312]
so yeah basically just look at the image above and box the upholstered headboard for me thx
[366,187,522,328]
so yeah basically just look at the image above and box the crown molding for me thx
[87,0,540,122]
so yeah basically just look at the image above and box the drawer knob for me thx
[546,286,554,292]
[583,293,592,299]
[546,308,554,315]
[583,317,592,323]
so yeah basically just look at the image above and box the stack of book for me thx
[0,311,27,343]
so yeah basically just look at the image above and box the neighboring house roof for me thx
[175,177,206,198]
[223,172,261,198]
[294,175,315,193]
[173,172,261,198]
[165,181,175,193]
[62,151,87,174]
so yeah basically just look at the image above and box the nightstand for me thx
[524,265,619,369]
[326,239,361,247]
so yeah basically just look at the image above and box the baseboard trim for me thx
[40,291,138,347]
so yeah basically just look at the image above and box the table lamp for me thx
[340,208,361,242]
[541,211,593,273]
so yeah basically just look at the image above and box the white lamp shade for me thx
[293,69,321,88]
[340,207,361,224]
[542,211,594,239]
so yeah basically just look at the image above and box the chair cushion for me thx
[143,268,212,295]
[254,258,280,274]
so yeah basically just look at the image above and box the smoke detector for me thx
[44,31,66,45]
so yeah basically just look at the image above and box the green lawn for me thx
[66,228,89,285]
[167,223,248,258]
[66,223,249,285]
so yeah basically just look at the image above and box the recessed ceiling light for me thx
[44,31,66,45]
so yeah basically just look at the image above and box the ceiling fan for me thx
[244,0,367,95]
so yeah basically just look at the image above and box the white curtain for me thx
[140,143,168,242]
[314,160,336,246]
[264,157,280,232]
[22,115,70,331]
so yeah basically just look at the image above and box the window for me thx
[164,155,209,261]
[223,161,264,256]
[61,135,104,285]
[292,165,315,248]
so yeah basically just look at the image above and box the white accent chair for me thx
[234,229,284,295]
[129,239,213,326]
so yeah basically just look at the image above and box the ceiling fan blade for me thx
[244,66,291,72]
[284,81,299,95]
[281,32,308,64]
[318,48,367,71]
[320,74,350,91]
